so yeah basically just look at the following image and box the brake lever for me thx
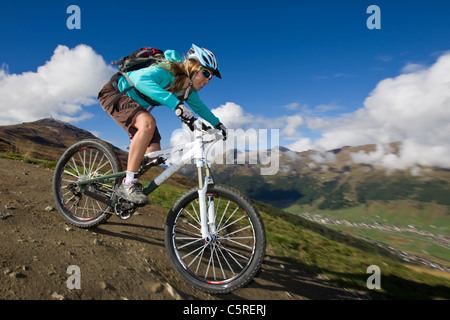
[201,123,212,131]
[183,117,196,132]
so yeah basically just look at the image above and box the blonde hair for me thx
[159,59,202,97]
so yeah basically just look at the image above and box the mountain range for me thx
[1,118,449,211]
[183,141,450,210]
[0,118,108,160]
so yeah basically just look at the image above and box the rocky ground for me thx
[0,158,366,300]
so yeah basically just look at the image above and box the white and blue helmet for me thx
[186,44,221,79]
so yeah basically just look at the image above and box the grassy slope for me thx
[149,181,450,299]
[287,200,450,265]
[4,152,450,299]
[257,201,450,299]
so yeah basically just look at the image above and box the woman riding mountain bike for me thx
[54,44,266,294]
[98,44,227,205]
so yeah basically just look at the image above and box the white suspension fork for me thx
[193,121,216,241]
[207,187,217,236]
[198,176,214,240]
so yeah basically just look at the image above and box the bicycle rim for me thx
[169,187,261,289]
[55,142,118,224]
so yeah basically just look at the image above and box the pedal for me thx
[114,197,137,220]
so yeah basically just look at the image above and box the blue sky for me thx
[1,0,450,169]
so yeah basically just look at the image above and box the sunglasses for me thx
[201,68,213,79]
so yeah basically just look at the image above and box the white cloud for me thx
[288,52,450,169]
[0,44,116,125]
[281,102,301,110]
[169,102,299,156]
[211,102,307,138]
[211,102,257,129]
[280,115,304,137]
[211,102,287,131]
[401,63,426,73]
[174,52,450,171]
[286,137,315,152]
[376,54,394,62]
[169,102,276,148]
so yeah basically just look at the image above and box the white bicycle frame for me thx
[143,118,222,241]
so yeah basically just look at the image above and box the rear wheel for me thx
[165,184,266,294]
[52,139,122,228]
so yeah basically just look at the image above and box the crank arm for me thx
[83,189,114,207]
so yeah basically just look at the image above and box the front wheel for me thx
[165,184,266,294]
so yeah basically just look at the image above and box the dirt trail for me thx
[0,158,365,300]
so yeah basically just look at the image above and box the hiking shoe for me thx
[116,181,149,205]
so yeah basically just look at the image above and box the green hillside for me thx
[148,180,450,299]
[205,151,450,275]
[3,152,450,299]
[258,201,450,299]
[287,200,450,268]
[211,164,450,209]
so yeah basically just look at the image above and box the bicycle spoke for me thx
[172,191,257,285]
[183,207,201,225]
[176,237,203,250]
[58,146,116,221]
[193,244,207,274]
[216,244,236,276]
[183,242,207,261]
[217,213,245,233]
[205,245,214,279]
[213,243,226,280]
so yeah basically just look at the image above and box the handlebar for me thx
[180,117,224,141]
[176,108,223,139]
[180,117,209,131]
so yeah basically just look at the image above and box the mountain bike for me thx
[52,117,266,294]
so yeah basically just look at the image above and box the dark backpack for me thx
[112,47,165,73]
[108,47,166,108]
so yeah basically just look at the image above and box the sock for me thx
[124,171,138,184]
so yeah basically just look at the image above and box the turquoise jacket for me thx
[117,50,220,127]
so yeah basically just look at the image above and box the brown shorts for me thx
[98,75,161,144]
